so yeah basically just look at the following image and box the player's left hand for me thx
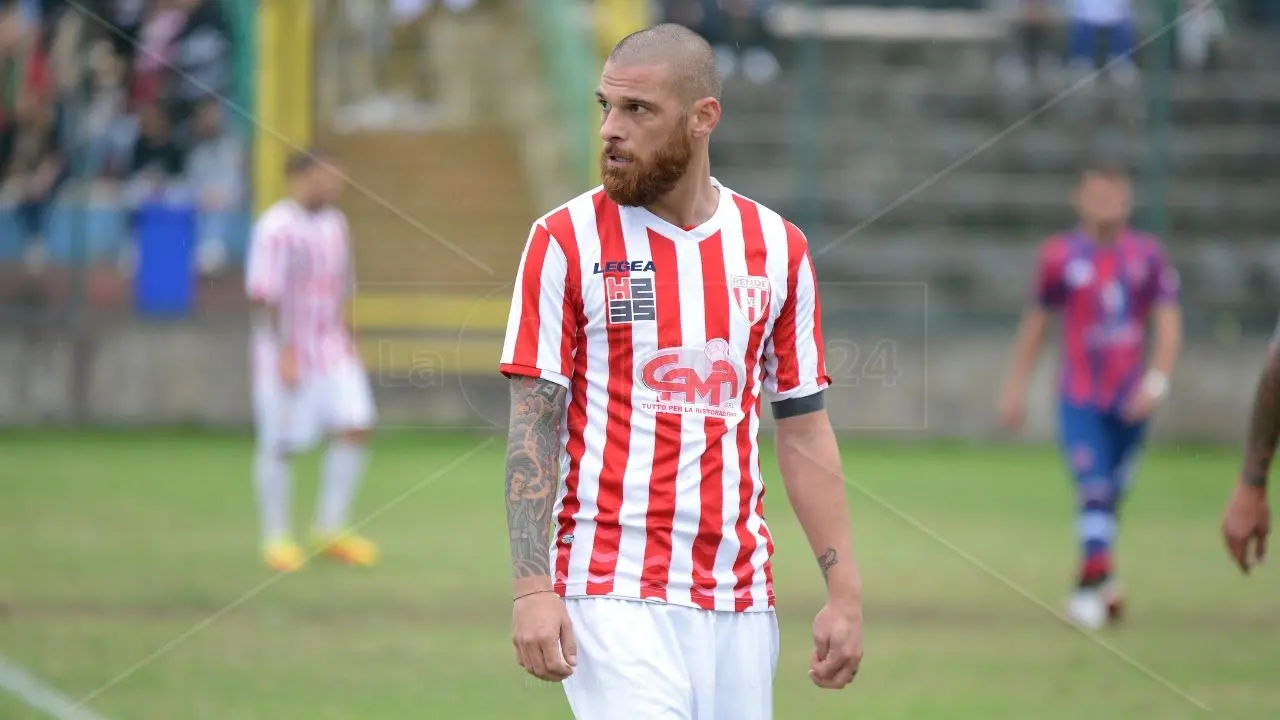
[809,600,862,690]
[1121,386,1162,423]
[1222,482,1269,574]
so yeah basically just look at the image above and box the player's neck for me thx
[290,194,323,213]
[1082,223,1125,244]
[644,162,718,230]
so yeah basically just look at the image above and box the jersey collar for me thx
[627,177,732,242]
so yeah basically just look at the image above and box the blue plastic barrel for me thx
[134,202,197,318]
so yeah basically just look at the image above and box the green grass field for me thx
[0,431,1276,719]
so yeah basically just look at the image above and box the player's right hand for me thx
[512,590,577,682]
[998,387,1025,432]
[278,345,299,389]
[1222,482,1269,574]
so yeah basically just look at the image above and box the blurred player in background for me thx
[999,162,1182,629]
[244,149,378,572]
[1220,321,1275,573]
[499,24,863,719]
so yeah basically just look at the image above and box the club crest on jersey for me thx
[635,338,746,421]
[729,275,771,326]
[605,275,656,325]
[1064,259,1093,288]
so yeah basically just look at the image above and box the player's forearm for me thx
[1241,345,1280,491]
[504,376,568,591]
[251,301,288,344]
[1150,305,1182,378]
[1005,309,1047,390]
[775,411,862,607]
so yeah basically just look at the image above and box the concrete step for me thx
[807,233,1280,312]
[767,13,1279,76]
[719,167,1280,230]
[713,117,1279,179]
[719,70,1280,126]
[319,128,536,288]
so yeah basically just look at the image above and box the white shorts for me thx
[253,360,377,453]
[562,598,779,720]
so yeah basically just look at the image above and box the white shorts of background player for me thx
[253,360,377,453]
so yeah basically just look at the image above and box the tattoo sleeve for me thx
[505,376,569,579]
[1242,345,1280,488]
[818,548,838,585]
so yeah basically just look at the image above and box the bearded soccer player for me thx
[244,149,378,572]
[498,24,863,719]
[999,163,1182,630]
[1220,322,1276,574]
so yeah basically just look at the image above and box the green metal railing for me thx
[1141,0,1178,238]
[227,0,257,139]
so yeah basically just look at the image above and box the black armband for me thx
[771,390,825,419]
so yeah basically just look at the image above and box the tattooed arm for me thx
[1221,326,1278,574]
[775,406,862,607]
[505,376,569,591]
[776,406,864,689]
[1240,337,1280,493]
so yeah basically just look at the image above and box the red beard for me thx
[601,124,693,208]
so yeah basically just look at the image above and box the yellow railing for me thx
[254,0,314,214]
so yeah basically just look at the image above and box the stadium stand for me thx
[0,0,249,312]
[312,0,534,375]
[706,1,1280,329]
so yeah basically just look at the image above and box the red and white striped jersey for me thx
[499,180,830,613]
[245,199,358,379]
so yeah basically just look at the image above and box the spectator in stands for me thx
[1177,0,1226,72]
[46,1,106,104]
[721,0,779,84]
[103,0,149,73]
[185,95,243,271]
[79,39,132,180]
[0,85,66,263]
[133,0,188,109]
[0,1,36,58]
[186,97,242,209]
[164,0,232,140]
[662,0,780,85]
[1065,0,1139,87]
[997,0,1060,90]
[125,100,183,204]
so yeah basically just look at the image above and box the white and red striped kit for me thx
[245,199,358,379]
[500,180,830,614]
[245,199,374,450]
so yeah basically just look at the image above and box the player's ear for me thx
[690,97,720,138]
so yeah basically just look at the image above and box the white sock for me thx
[254,448,293,544]
[316,441,367,535]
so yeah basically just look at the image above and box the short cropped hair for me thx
[285,147,336,177]
[1079,158,1131,181]
[607,23,722,103]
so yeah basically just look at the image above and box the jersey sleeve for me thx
[499,222,580,390]
[762,222,831,403]
[1034,238,1066,309]
[244,214,289,303]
